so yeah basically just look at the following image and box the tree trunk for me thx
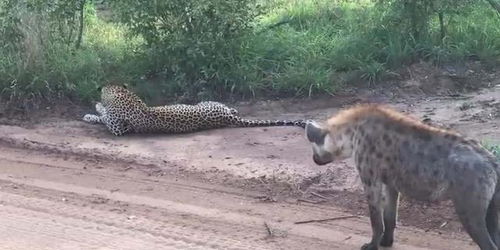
[408,0,420,40]
[438,12,446,42]
[485,0,500,15]
[75,0,86,50]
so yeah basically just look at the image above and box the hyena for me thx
[305,104,500,250]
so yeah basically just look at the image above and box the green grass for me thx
[443,6,500,67]
[484,143,500,160]
[0,0,499,108]
[231,0,499,97]
[0,3,141,108]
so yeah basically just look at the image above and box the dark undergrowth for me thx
[0,0,499,110]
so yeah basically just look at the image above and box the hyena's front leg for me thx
[486,199,500,247]
[380,186,399,247]
[361,181,385,250]
[453,189,497,250]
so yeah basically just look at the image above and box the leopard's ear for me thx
[96,85,103,92]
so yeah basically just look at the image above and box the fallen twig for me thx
[297,198,326,204]
[310,192,328,200]
[256,195,277,203]
[264,222,273,237]
[294,215,359,225]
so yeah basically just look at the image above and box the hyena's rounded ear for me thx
[305,120,327,145]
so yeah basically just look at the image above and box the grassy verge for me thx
[0,0,499,108]
[485,144,500,160]
[0,3,139,109]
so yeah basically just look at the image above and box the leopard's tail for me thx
[237,118,306,129]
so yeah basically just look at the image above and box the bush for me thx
[0,0,499,109]
[110,0,262,100]
[0,0,87,107]
[0,0,139,109]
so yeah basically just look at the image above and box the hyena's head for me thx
[305,120,353,165]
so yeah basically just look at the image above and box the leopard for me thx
[83,85,306,136]
[304,104,500,250]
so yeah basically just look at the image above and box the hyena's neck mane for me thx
[327,104,459,138]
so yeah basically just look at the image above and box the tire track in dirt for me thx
[0,146,477,250]
[0,193,273,250]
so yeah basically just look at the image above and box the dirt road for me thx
[2,80,500,249]
[0,145,476,250]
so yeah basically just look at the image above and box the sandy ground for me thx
[0,145,477,250]
[1,68,500,249]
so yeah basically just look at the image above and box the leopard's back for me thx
[146,102,238,133]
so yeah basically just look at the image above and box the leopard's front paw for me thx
[83,114,101,124]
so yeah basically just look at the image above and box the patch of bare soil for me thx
[0,145,475,250]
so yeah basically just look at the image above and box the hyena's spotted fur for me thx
[305,104,500,250]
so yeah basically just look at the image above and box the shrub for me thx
[0,0,499,109]
[110,0,262,100]
[0,1,141,109]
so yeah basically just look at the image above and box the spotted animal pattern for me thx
[305,104,500,250]
[83,85,306,136]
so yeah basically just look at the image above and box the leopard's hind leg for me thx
[103,115,132,136]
